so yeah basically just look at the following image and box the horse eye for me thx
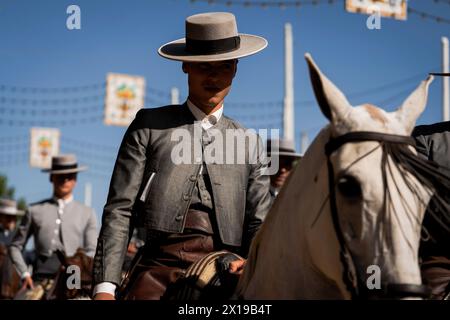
[337,175,362,199]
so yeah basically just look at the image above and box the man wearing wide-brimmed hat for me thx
[0,199,24,245]
[266,139,302,200]
[9,154,97,295]
[93,12,271,300]
[0,199,24,299]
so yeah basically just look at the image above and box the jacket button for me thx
[183,194,190,201]
[189,175,197,182]
[175,215,183,221]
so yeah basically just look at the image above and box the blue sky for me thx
[0,0,449,227]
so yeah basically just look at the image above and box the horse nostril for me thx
[337,175,362,199]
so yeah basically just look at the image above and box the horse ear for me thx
[394,75,434,134]
[305,53,352,123]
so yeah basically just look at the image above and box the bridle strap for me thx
[326,158,360,299]
[325,131,416,157]
[325,131,429,299]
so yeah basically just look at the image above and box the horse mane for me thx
[236,127,332,296]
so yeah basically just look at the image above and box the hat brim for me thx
[158,34,267,62]
[41,166,88,174]
[0,209,25,216]
[269,152,303,159]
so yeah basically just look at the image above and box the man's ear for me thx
[233,59,238,77]
[182,62,188,74]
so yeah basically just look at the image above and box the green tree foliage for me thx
[0,174,27,211]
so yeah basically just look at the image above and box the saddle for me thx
[13,279,52,300]
[163,250,242,300]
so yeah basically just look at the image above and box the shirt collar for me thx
[186,99,223,130]
[52,194,74,206]
[0,226,9,237]
[270,185,279,197]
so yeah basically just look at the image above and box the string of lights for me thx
[432,0,450,5]
[0,95,103,105]
[0,115,104,127]
[61,136,118,153]
[84,170,113,179]
[0,105,103,116]
[408,6,450,24]
[0,142,28,152]
[0,83,105,94]
[0,152,29,167]
[190,0,450,25]
[188,0,341,9]
[295,67,439,108]
[373,85,420,107]
[60,146,116,164]
[0,134,29,143]
[235,109,283,119]
[226,100,282,108]
[0,83,171,99]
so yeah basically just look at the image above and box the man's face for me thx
[183,60,238,112]
[51,173,77,198]
[270,156,297,189]
[0,213,16,231]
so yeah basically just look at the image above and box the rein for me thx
[324,131,431,299]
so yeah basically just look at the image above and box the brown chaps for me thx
[119,209,218,300]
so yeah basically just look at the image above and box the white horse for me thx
[236,54,436,299]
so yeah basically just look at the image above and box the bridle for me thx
[324,131,431,299]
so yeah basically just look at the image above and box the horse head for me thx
[238,54,439,299]
[305,54,435,299]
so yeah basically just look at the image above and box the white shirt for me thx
[93,100,224,297]
[270,185,280,198]
[53,194,74,206]
[186,99,223,130]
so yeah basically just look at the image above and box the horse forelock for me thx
[332,106,408,137]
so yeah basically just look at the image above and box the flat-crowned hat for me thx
[158,12,267,62]
[267,139,303,159]
[0,199,25,216]
[41,154,87,174]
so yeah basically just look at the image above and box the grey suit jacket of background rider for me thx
[93,103,272,286]
[9,199,97,276]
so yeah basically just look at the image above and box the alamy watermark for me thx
[66,5,81,30]
[366,265,381,290]
[366,5,381,30]
[170,123,280,176]
[66,265,81,290]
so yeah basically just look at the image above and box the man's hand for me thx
[93,292,116,300]
[229,258,246,275]
[21,275,34,290]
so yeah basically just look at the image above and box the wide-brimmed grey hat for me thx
[267,139,303,159]
[158,12,267,62]
[0,199,25,216]
[41,154,87,174]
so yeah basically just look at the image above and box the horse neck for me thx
[238,127,348,299]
